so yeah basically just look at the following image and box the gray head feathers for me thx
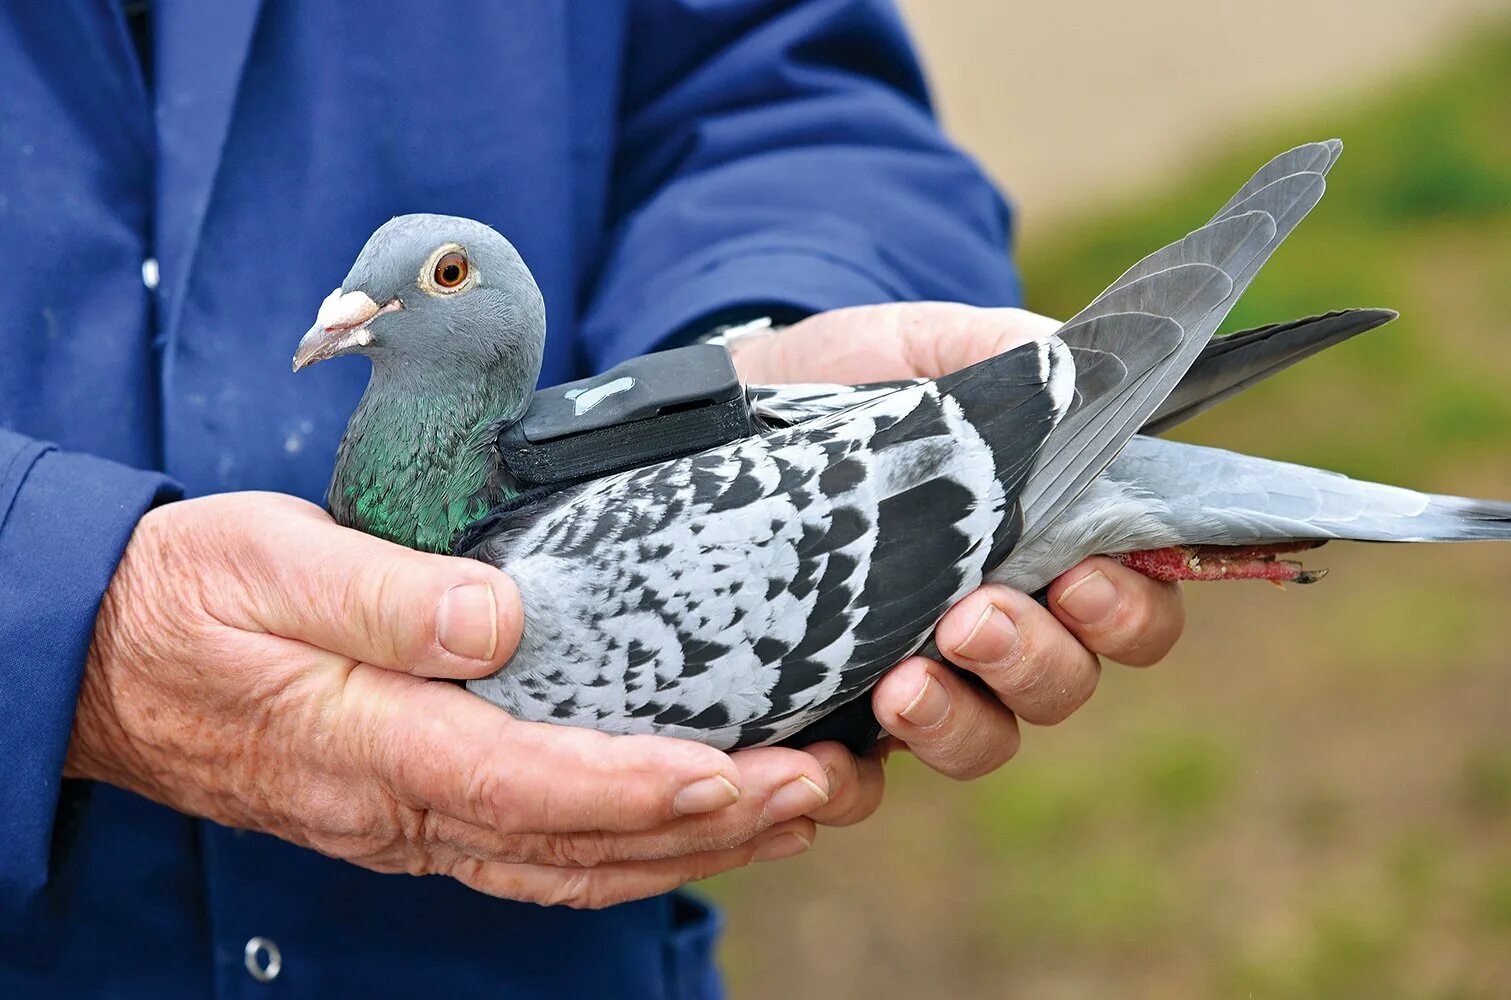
[297,213,546,406]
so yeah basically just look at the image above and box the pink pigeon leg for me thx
[1115,542,1329,585]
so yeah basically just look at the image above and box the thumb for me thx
[237,502,523,678]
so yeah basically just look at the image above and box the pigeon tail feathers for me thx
[1143,307,1398,434]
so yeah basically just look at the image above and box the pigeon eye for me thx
[433,251,469,290]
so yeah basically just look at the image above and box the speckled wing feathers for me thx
[463,340,1072,748]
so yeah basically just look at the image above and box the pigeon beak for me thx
[292,289,402,372]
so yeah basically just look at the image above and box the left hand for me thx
[731,302,1186,814]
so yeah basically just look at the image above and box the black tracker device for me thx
[498,344,756,489]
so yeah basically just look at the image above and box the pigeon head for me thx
[295,215,547,552]
[293,213,545,394]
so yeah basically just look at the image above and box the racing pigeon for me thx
[294,140,1511,750]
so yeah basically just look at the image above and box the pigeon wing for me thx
[1017,140,1340,534]
[460,339,1071,749]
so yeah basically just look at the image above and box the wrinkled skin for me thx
[68,303,1185,909]
[70,494,828,908]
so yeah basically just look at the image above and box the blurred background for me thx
[708,3,1511,997]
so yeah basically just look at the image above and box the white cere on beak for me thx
[293,289,402,371]
[314,289,382,339]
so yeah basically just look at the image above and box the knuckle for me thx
[427,851,473,881]
[542,871,615,910]
[1025,647,1101,726]
[361,565,419,665]
[414,808,447,853]
[464,762,521,832]
[929,706,1017,780]
[941,734,1007,780]
[539,831,611,869]
[1105,585,1184,666]
[992,620,1077,706]
[823,773,884,827]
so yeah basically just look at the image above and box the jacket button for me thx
[141,257,160,290]
[243,936,282,983]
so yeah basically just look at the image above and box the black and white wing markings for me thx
[748,381,920,427]
[463,339,1072,749]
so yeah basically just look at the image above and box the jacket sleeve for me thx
[0,429,180,919]
[579,0,1023,366]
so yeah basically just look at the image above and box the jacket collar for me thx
[153,0,266,338]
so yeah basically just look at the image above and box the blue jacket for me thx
[0,2,1019,995]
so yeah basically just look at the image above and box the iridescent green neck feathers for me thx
[329,368,525,552]
[295,214,548,552]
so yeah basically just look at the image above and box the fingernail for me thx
[764,776,829,822]
[753,831,813,863]
[899,674,950,729]
[437,583,499,661]
[674,774,741,816]
[1056,570,1120,625]
[952,604,1019,662]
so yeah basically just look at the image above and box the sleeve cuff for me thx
[0,430,180,913]
[585,238,907,369]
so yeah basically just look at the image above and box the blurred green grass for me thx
[712,25,1511,1000]
[1026,28,1511,487]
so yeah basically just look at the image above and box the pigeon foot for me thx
[1116,542,1328,585]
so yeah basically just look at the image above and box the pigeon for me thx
[294,139,1511,751]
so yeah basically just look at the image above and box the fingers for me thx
[360,672,739,833]
[918,306,1063,378]
[934,586,1102,726]
[872,657,1021,779]
[734,303,1064,384]
[422,745,830,866]
[799,742,886,827]
[228,499,523,678]
[354,669,830,846]
[518,746,832,866]
[1047,558,1185,667]
[879,565,1185,780]
[449,818,817,910]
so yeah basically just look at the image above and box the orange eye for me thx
[434,251,468,289]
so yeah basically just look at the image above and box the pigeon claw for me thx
[1116,543,1329,585]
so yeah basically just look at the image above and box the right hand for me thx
[67,492,837,909]
[737,304,1187,780]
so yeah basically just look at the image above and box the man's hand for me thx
[68,493,835,909]
[734,302,1186,782]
